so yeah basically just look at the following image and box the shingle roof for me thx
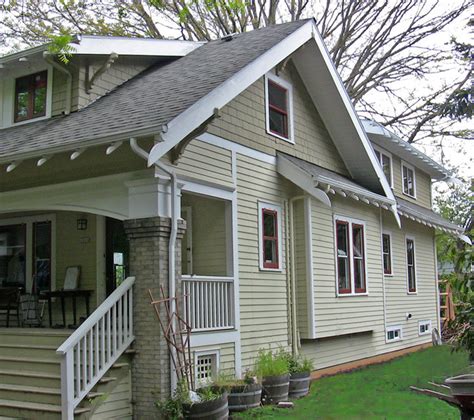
[397,198,462,233]
[0,20,309,162]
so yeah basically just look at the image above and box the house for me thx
[0,18,464,419]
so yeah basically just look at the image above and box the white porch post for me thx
[60,350,75,420]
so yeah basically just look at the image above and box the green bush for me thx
[255,349,289,377]
[279,350,314,374]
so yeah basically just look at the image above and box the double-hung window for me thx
[335,217,367,295]
[15,71,48,123]
[402,162,416,198]
[374,148,393,187]
[406,237,416,293]
[265,73,293,142]
[258,202,282,270]
[382,233,392,275]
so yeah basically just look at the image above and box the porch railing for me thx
[182,275,234,331]
[56,276,135,420]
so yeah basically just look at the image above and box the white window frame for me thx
[405,235,417,295]
[386,325,403,343]
[1,65,53,129]
[194,349,220,388]
[401,161,417,199]
[381,231,394,276]
[264,72,294,144]
[258,201,283,272]
[373,147,394,188]
[418,320,432,336]
[0,213,56,293]
[333,215,368,297]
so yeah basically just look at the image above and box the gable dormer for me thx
[0,36,202,129]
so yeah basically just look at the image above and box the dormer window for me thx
[401,161,416,198]
[15,71,48,123]
[265,73,294,143]
[374,148,393,187]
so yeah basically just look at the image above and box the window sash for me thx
[402,165,415,197]
[375,150,392,186]
[268,80,289,138]
[382,233,392,275]
[262,209,279,269]
[352,224,366,293]
[14,71,48,123]
[336,220,351,294]
[406,239,416,292]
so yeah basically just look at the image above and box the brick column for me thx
[124,216,186,419]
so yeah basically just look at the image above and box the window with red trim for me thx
[406,238,416,292]
[15,71,48,122]
[352,224,366,293]
[382,233,392,275]
[262,208,279,269]
[336,220,351,294]
[267,80,289,139]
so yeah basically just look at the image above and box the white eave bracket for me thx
[85,52,119,94]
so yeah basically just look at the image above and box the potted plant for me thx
[217,370,262,412]
[156,381,229,419]
[286,354,313,398]
[255,349,290,404]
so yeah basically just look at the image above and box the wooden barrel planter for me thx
[183,392,229,419]
[289,372,311,398]
[228,383,262,412]
[262,374,290,404]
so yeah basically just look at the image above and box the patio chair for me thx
[0,287,22,327]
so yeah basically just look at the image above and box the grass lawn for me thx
[237,346,471,419]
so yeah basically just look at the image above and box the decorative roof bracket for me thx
[170,108,220,164]
[85,52,119,94]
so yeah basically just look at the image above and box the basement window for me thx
[419,320,432,336]
[265,73,294,143]
[194,351,219,388]
[15,71,48,123]
[386,326,402,343]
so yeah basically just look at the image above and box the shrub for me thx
[255,349,289,377]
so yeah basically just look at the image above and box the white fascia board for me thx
[294,23,396,202]
[74,36,203,57]
[147,20,315,166]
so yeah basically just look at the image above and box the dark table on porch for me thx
[40,289,93,328]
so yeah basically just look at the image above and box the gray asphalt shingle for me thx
[0,19,309,160]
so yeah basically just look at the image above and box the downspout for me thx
[129,138,179,392]
[43,51,72,115]
[289,195,305,355]
[379,208,387,333]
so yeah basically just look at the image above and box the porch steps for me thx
[0,329,134,419]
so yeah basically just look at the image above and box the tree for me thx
[0,0,471,147]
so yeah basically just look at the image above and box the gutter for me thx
[43,51,72,115]
[129,138,179,391]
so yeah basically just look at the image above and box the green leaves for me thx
[47,32,76,64]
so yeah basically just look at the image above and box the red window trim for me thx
[382,233,392,275]
[262,208,279,269]
[336,220,351,294]
[352,223,366,293]
[14,71,48,123]
[406,238,417,293]
[267,80,289,139]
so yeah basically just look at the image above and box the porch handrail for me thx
[57,276,135,420]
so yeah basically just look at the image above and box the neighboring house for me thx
[0,19,464,419]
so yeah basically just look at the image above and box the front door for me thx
[105,218,129,296]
